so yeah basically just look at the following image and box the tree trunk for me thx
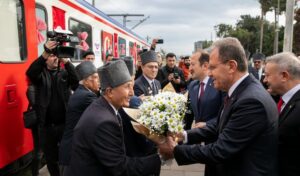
[259,8,264,53]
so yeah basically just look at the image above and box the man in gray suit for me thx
[158,37,278,176]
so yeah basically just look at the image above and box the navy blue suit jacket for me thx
[188,78,223,123]
[174,75,278,176]
[59,85,98,165]
[134,75,161,96]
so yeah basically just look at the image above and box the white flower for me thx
[137,92,187,135]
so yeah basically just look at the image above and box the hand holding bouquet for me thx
[125,92,187,144]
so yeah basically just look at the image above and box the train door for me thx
[0,0,36,171]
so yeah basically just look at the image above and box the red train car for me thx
[0,0,149,174]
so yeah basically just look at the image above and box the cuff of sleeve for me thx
[158,154,166,166]
[183,131,188,144]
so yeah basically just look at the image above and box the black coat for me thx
[174,75,278,176]
[65,97,161,176]
[26,56,78,126]
[134,75,161,96]
[59,84,98,165]
[278,89,300,176]
[120,108,157,157]
[159,65,186,92]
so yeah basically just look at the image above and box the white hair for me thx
[266,52,300,79]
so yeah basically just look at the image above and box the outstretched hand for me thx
[158,136,176,160]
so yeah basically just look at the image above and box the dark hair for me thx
[82,51,94,58]
[183,56,190,60]
[212,37,247,72]
[198,52,209,66]
[166,53,176,59]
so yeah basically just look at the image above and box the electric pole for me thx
[131,16,150,30]
[107,14,144,27]
[283,0,295,52]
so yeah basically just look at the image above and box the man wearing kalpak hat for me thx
[115,57,160,175]
[65,60,162,176]
[134,50,161,96]
[59,61,99,174]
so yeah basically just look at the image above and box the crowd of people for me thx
[25,37,300,176]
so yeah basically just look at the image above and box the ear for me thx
[281,70,290,81]
[227,60,238,73]
[141,65,145,72]
[202,62,209,71]
[104,87,113,98]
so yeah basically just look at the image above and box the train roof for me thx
[76,0,148,45]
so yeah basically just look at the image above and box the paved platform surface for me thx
[39,160,205,176]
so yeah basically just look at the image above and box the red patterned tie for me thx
[198,82,205,100]
[277,97,283,113]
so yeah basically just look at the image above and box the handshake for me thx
[156,132,185,161]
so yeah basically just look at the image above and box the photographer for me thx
[26,40,78,176]
[160,53,186,93]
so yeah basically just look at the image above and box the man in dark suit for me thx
[263,52,300,176]
[188,51,223,128]
[158,37,278,176]
[65,60,161,176]
[188,51,224,176]
[134,50,161,96]
[114,57,157,159]
[59,61,99,172]
[249,53,265,82]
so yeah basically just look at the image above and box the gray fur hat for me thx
[123,56,135,76]
[75,61,97,80]
[98,60,131,90]
[140,50,157,65]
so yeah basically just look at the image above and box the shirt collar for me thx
[228,73,249,97]
[282,84,300,105]
[201,76,209,85]
[143,74,154,86]
[108,102,118,116]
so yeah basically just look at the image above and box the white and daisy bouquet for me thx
[125,91,187,144]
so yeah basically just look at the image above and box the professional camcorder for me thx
[46,29,79,58]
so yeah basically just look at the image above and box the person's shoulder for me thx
[188,80,198,89]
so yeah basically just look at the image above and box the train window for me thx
[0,0,26,62]
[137,44,141,53]
[69,18,92,61]
[35,4,48,56]
[118,37,126,57]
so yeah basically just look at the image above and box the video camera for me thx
[47,29,79,58]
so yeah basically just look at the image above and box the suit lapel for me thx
[279,90,300,126]
[217,75,253,132]
[141,76,152,95]
[199,78,213,118]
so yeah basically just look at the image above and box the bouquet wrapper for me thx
[131,121,166,144]
[123,107,166,144]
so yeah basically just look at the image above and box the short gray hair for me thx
[212,37,247,72]
[266,52,300,79]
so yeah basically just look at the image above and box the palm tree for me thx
[258,0,272,53]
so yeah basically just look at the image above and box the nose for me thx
[208,69,212,77]
[129,87,134,96]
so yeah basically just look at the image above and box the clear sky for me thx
[88,0,288,56]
